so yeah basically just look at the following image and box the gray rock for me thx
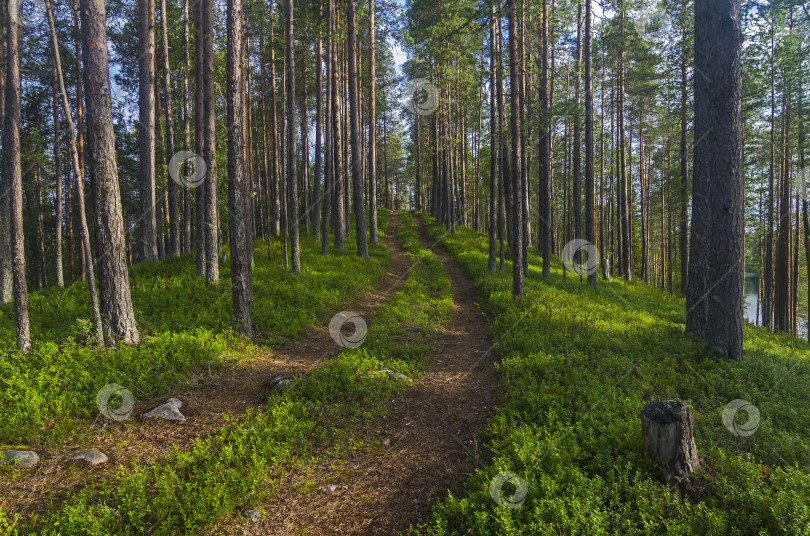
[3,450,39,469]
[244,509,261,523]
[386,372,413,384]
[320,484,339,493]
[68,449,108,466]
[143,398,185,421]
[263,376,292,395]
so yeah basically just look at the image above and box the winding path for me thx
[228,216,498,535]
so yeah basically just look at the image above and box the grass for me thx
[413,214,810,536]
[0,212,390,449]
[0,211,454,536]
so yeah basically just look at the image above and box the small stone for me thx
[386,372,412,383]
[264,376,291,391]
[3,450,39,468]
[244,509,261,523]
[320,484,339,493]
[381,438,391,449]
[3,450,39,469]
[68,449,108,466]
[143,398,186,421]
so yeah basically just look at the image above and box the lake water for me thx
[743,277,808,339]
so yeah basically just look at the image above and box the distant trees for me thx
[1,0,806,351]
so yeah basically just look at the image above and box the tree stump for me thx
[641,399,699,485]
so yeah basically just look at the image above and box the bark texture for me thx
[641,399,699,485]
[226,0,253,336]
[81,0,141,345]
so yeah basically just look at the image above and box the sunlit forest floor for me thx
[412,215,810,535]
[3,210,810,535]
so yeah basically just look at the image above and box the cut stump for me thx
[641,399,699,485]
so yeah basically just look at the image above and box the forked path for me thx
[1,215,412,521]
[230,216,498,535]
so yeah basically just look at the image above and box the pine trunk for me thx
[81,0,141,345]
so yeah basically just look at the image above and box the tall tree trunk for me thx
[71,0,87,281]
[226,0,253,336]
[4,12,29,351]
[0,2,9,304]
[322,23,332,254]
[154,73,167,259]
[508,0,523,296]
[679,22,689,294]
[367,0,378,245]
[688,0,744,360]
[618,2,631,280]
[313,10,322,241]
[774,83,792,332]
[538,0,551,278]
[331,0,345,251]
[584,0,596,287]
[300,42,310,234]
[81,0,141,345]
[35,165,47,288]
[138,0,158,262]
[193,0,206,275]
[47,0,104,345]
[488,2,498,272]
[52,53,64,287]
[269,0,281,238]
[573,1,582,256]
[182,0,191,253]
[202,0,219,283]
[640,122,650,283]
[160,0,179,255]
[285,0,300,272]
[260,32,272,252]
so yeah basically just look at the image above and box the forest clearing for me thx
[1,0,810,534]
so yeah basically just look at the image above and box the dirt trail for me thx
[1,215,412,521]
[229,215,498,536]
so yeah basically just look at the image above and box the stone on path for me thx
[2,450,39,469]
[244,509,261,523]
[143,398,186,422]
[68,449,108,466]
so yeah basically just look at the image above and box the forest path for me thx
[1,214,413,521]
[232,215,498,536]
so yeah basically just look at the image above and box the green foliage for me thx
[6,211,454,535]
[0,212,391,448]
[414,215,810,536]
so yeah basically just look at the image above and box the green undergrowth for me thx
[0,211,390,448]
[2,211,453,536]
[414,214,810,536]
